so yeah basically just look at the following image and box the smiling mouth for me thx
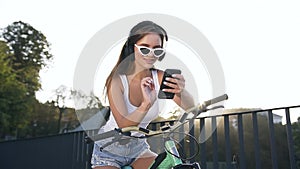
[144,58,155,64]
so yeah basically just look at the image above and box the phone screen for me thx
[158,69,181,99]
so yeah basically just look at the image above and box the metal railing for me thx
[0,105,299,169]
[148,105,300,169]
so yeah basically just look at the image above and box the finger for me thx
[162,88,181,93]
[164,78,185,89]
[163,81,177,89]
[171,74,184,80]
[164,77,177,85]
[143,77,153,83]
[163,80,184,93]
[171,74,185,87]
[165,75,184,83]
[142,78,154,89]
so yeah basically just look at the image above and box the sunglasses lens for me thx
[139,47,151,55]
[135,44,165,57]
[153,49,164,57]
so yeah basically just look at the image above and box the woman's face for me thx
[134,33,162,70]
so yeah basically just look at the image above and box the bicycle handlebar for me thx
[86,94,228,143]
[86,129,118,144]
[184,94,228,113]
[204,94,228,107]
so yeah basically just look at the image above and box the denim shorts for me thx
[91,137,150,168]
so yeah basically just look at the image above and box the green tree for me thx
[48,85,103,133]
[1,21,53,96]
[0,41,27,138]
[0,21,53,139]
[29,100,78,137]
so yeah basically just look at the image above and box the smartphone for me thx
[158,69,182,99]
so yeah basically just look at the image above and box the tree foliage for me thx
[0,40,27,138]
[0,21,104,140]
[1,21,53,95]
[0,21,53,139]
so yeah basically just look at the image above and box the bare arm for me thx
[108,76,156,128]
[158,70,195,110]
[173,88,195,110]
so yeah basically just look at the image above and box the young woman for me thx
[91,20,194,169]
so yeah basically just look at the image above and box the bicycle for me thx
[86,94,228,169]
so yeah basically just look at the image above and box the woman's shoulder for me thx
[111,74,122,82]
[110,75,124,92]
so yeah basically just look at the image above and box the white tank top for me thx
[101,70,160,134]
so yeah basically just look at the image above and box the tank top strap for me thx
[151,69,160,91]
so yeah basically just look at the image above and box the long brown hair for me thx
[104,21,168,93]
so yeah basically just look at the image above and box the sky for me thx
[1,0,300,121]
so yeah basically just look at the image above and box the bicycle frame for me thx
[121,139,200,169]
[150,140,183,168]
[86,94,228,169]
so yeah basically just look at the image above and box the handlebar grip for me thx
[86,129,118,143]
[204,94,228,107]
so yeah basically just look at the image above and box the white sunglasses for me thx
[134,44,165,58]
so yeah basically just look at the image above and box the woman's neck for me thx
[131,68,152,80]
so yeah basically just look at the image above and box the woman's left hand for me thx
[162,73,185,97]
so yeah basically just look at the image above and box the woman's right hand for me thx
[140,77,157,110]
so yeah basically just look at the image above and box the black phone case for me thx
[158,69,181,99]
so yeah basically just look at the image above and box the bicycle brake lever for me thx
[99,134,131,151]
[99,140,115,151]
[85,136,93,144]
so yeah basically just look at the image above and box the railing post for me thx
[252,112,261,169]
[179,121,185,156]
[285,108,297,169]
[224,115,233,169]
[238,114,246,169]
[268,110,278,169]
[212,116,219,169]
[200,118,207,169]
[189,119,195,162]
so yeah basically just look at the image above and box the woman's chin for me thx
[144,64,155,69]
